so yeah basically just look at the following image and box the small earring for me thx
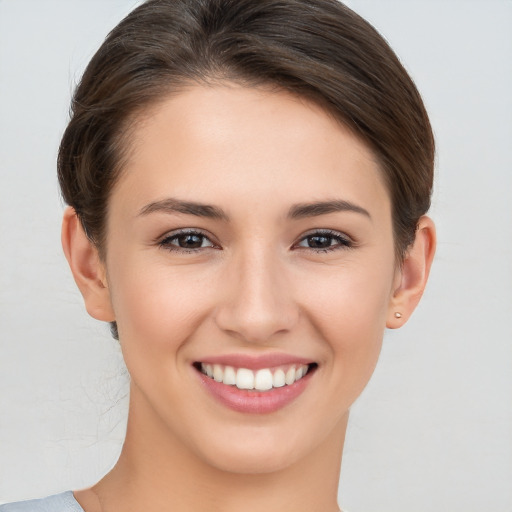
[394,312,402,319]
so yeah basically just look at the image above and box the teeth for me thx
[254,369,273,391]
[200,363,310,391]
[223,365,236,385]
[236,368,255,390]
[201,363,214,378]
[285,367,296,385]
[272,369,286,388]
[213,364,223,382]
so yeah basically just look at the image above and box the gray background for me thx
[0,1,511,510]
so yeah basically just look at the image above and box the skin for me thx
[63,84,435,512]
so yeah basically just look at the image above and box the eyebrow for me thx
[138,197,371,222]
[138,198,229,220]
[288,199,371,220]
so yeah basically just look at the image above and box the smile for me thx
[198,363,313,392]
[194,358,318,414]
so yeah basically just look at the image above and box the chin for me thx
[189,416,344,476]
[199,440,305,475]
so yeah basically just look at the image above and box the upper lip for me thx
[195,353,315,370]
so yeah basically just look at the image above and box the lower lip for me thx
[196,368,314,414]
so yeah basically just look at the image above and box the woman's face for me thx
[102,84,399,473]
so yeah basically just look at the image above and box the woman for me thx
[0,0,435,510]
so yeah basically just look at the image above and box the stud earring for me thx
[394,312,402,319]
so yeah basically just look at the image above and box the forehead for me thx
[113,83,390,219]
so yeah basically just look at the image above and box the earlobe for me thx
[61,207,115,322]
[387,216,436,329]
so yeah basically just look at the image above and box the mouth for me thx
[194,362,318,392]
[192,358,318,414]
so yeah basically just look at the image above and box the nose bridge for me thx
[215,241,298,342]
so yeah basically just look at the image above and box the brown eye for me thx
[306,235,334,249]
[159,230,215,252]
[296,230,352,251]
[175,234,206,248]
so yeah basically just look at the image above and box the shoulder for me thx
[0,492,84,512]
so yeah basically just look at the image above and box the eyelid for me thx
[293,228,355,250]
[154,227,354,253]
[298,228,353,240]
[156,228,220,251]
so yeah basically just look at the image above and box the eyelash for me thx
[158,229,218,253]
[157,229,354,254]
[294,229,354,253]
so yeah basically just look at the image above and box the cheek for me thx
[299,255,394,332]
[106,255,215,361]
[297,258,394,389]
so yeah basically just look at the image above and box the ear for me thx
[61,207,115,322]
[387,216,436,328]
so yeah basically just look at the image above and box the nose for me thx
[214,248,299,343]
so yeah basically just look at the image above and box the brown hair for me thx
[58,0,434,336]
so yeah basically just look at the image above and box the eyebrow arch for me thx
[138,198,229,220]
[288,200,371,220]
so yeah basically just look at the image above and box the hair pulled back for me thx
[58,0,434,338]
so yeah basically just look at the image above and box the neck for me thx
[88,384,347,512]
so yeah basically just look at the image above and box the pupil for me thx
[309,236,331,248]
[179,234,202,248]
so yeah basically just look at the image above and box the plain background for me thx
[0,1,511,510]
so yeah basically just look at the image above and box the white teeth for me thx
[236,368,255,390]
[295,365,304,380]
[272,369,286,388]
[200,363,311,391]
[223,365,236,385]
[213,364,223,382]
[285,367,296,385]
[202,363,214,378]
[254,369,273,391]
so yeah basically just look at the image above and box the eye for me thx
[158,230,216,252]
[295,230,353,252]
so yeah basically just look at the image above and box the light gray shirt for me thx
[0,492,351,511]
[0,492,84,512]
